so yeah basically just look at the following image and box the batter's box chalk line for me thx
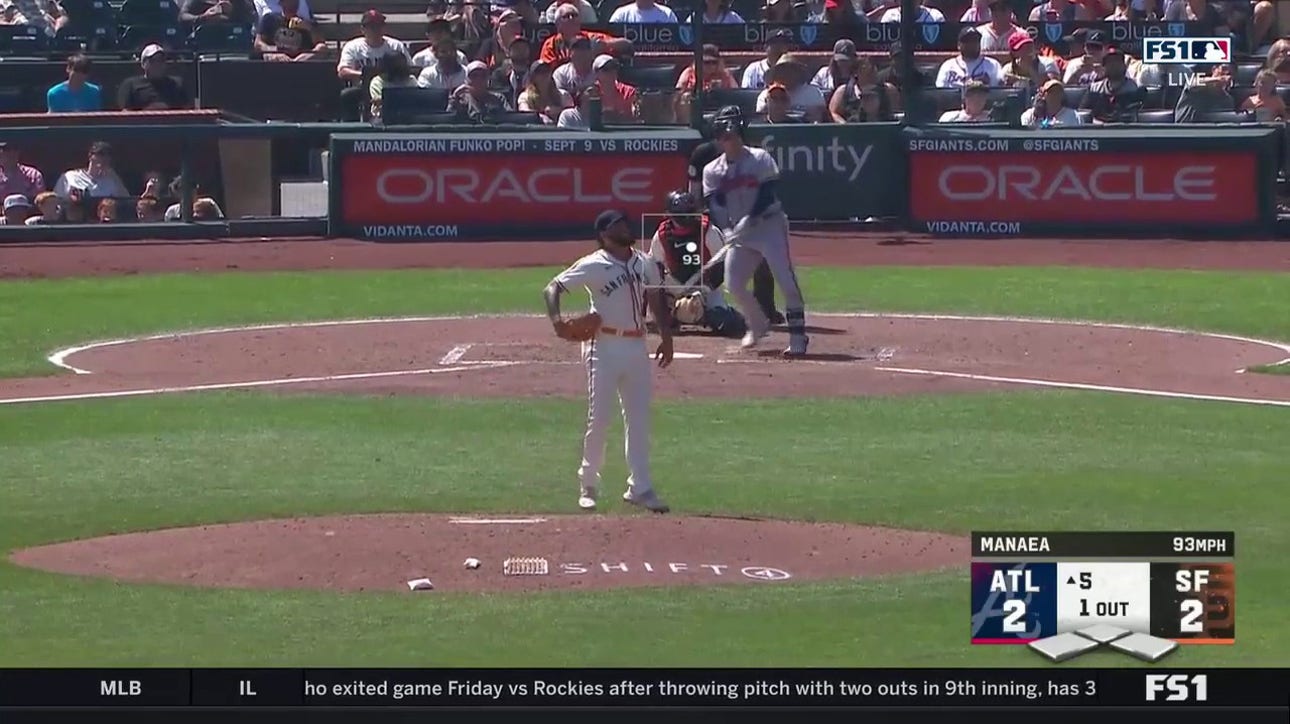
[503,557,550,576]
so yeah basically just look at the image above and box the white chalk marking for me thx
[448,517,548,525]
[31,312,1290,408]
[875,366,1290,408]
[439,344,472,365]
[0,362,518,406]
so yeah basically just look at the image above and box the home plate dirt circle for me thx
[8,515,969,593]
[17,313,1289,405]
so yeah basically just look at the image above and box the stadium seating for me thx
[496,111,545,125]
[117,0,180,26]
[0,24,45,55]
[382,85,451,124]
[1199,110,1257,123]
[118,23,184,52]
[190,22,253,54]
[1135,109,1175,124]
[702,86,760,113]
[620,63,678,90]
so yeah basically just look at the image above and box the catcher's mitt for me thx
[555,312,602,341]
[673,292,706,325]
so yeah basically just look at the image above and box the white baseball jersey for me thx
[701,147,782,229]
[552,248,661,332]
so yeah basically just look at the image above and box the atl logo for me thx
[1142,37,1233,64]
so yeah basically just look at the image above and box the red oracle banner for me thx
[910,151,1258,225]
[337,152,685,238]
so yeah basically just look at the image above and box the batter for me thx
[542,209,673,514]
[701,105,809,356]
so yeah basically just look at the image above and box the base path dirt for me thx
[3,314,1288,405]
[4,235,1290,279]
[8,514,968,593]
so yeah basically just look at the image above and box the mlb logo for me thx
[1142,37,1232,64]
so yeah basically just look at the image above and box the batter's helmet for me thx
[710,104,747,138]
[665,189,699,216]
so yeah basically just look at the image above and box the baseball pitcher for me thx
[646,189,748,338]
[701,105,809,356]
[542,209,672,514]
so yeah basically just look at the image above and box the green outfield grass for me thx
[0,265,1287,667]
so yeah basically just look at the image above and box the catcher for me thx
[646,189,748,338]
[542,208,672,514]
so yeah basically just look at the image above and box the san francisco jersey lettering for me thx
[553,249,661,331]
[701,147,782,223]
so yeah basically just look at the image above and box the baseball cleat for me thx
[740,329,766,350]
[783,335,810,357]
[623,489,670,513]
[578,489,597,510]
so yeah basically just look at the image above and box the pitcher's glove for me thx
[555,312,602,341]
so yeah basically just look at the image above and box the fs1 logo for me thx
[1145,674,1209,702]
[1142,37,1232,64]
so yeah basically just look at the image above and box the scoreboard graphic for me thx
[970,532,1235,655]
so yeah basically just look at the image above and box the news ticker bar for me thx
[970,532,1235,559]
[0,669,1284,708]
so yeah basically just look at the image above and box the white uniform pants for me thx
[577,335,654,496]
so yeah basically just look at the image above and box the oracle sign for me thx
[374,167,654,206]
[937,165,1218,203]
[910,151,1257,225]
[334,144,687,239]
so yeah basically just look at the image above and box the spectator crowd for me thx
[0,0,1287,223]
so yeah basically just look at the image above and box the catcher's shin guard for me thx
[753,260,781,323]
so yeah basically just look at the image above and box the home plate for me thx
[448,517,548,525]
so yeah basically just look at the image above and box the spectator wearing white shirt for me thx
[417,38,467,88]
[755,54,826,122]
[254,0,310,21]
[975,1,1020,52]
[686,0,742,23]
[959,0,993,22]
[879,0,945,23]
[412,18,469,69]
[938,80,993,122]
[935,26,1002,88]
[553,35,597,95]
[1021,79,1083,126]
[811,39,857,94]
[608,0,677,23]
[541,0,597,23]
[337,9,412,120]
[53,142,129,201]
[557,84,599,128]
[741,29,791,89]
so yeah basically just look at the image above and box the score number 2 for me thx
[1002,600,1027,632]
[1180,599,1204,633]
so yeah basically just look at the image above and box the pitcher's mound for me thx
[9,514,968,593]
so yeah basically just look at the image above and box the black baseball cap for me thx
[594,209,628,233]
[361,8,386,26]
[959,26,981,42]
[768,29,792,44]
[89,141,112,156]
[1085,30,1107,46]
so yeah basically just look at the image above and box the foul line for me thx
[30,312,1290,409]
[875,366,1290,408]
[0,362,518,406]
[448,517,548,525]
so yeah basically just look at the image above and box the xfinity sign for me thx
[1142,37,1232,64]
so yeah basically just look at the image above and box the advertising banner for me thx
[746,123,903,221]
[523,21,1206,54]
[907,128,1278,236]
[329,131,699,241]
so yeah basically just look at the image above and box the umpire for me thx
[687,108,784,326]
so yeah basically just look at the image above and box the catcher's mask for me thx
[665,189,700,227]
[673,292,705,325]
